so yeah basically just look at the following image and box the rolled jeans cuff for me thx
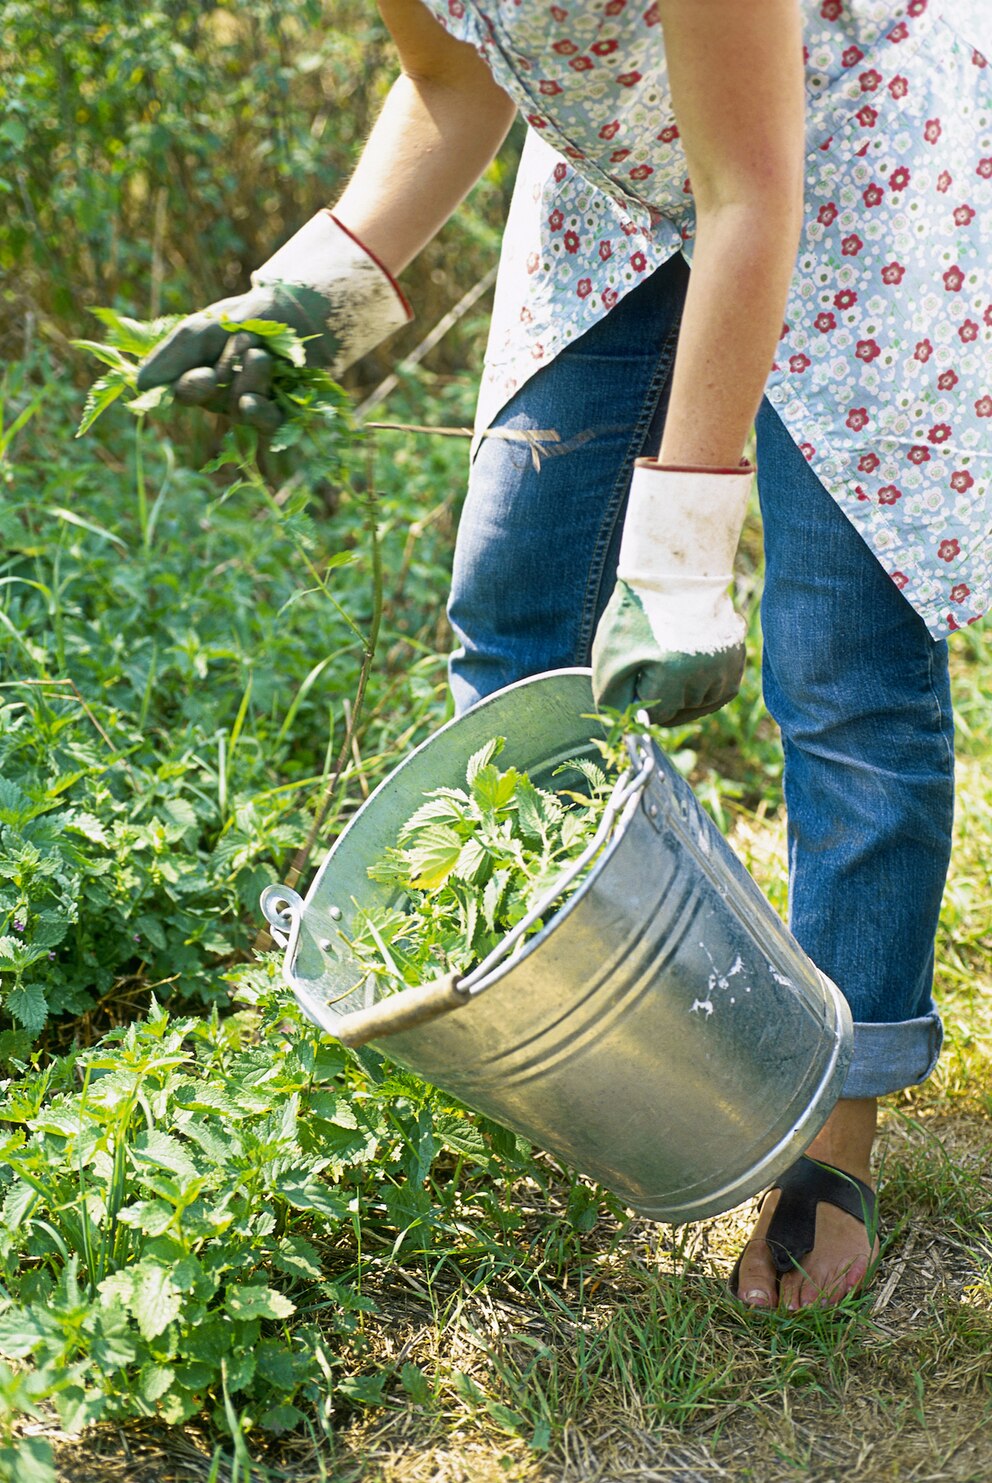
[840,1009,943,1099]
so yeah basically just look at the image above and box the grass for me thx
[2,362,991,1481]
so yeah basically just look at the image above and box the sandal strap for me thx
[764,1154,877,1276]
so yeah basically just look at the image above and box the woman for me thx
[137,0,992,1309]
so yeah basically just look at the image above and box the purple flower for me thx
[13,919,25,933]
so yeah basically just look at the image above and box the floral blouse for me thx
[422,0,992,638]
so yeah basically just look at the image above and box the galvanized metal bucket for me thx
[261,669,852,1223]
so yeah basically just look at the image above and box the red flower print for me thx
[856,105,878,127]
[976,396,992,417]
[554,162,568,183]
[599,240,613,261]
[834,289,858,310]
[599,120,620,141]
[907,446,931,464]
[629,164,654,180]
[603,288,619,309]
[592,38,618,55]
[915,339,933,362]
[532,343,545,360]
[923,118,942,143]
[959,320,979,343]
[888,75,909,98]
[526,252,540,274]
[889,167,911,191]
[951,470,974,492]
[549,210,564,231]
[540,79,563,95]
[888,21,909,41]
[878,485,902,504]
[938,538,961,560]
[907,0,928,14]
[790,353,811,373]
[985,305,992,326]
[604,0,625,13]
[977,158,992,179]
[936,170,952,192]
[842,45,863,66]
[620,220,638,236]
[946,611,960,631]
[780,322,791,339]
[564,146,586,161]
[800,442,816,461]
[974,49,988,68]
[519,306,532,325]
[570,55,594,71]
[863,182,885,207]
[643,3,660,23]
[630,251,647,271]
[881,262,905,284]
[842,233,864,255]
[815,312,837,332]
[954,204,976,226]
[860,70,882,91]
[855,339,880,362]
[564,231,579,253]
[617,71,642,86]
[657,125,679,143]
[938,369,958,390]
[943,265,965,291]
[526,115,548,129]
[577,278,592,300]
[611,148,632,163]
[950,583,971,602]
[448,0,465,14]
[550,3,567,16]
[818,203,839,226]
[552,39,577,55]
[821,0,842,20]
[859,452,880,473]
[682,177,693,194]
[891,571,909,589]
[928,423,952,443]
[855,485,871,501]
[847,406,870,430]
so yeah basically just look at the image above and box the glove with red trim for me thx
[136,212,412,429]
[592,459,753,726]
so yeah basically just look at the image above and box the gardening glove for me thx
[136,211,412,429]
[592,459,753,726]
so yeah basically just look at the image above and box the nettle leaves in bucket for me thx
[72,308,346,451]
[342,731,630,992]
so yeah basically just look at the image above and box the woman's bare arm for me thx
[333,0,516,273]
[655,0,806,468]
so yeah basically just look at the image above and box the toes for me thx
[734,1241,778,1308]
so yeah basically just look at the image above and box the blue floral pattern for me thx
[422,0,992,637]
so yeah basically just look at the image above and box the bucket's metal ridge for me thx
[261,669,852,1224]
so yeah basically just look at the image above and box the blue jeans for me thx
[449,254,952,1099]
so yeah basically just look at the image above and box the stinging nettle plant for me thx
[342,734,624,996]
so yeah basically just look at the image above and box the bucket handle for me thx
[332,972,469,1048]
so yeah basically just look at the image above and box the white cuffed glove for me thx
[136,211,412,428]
[592,459,753,725]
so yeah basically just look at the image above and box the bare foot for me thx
[734,1098,880,1310]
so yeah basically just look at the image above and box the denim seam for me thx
[573,309,684,659]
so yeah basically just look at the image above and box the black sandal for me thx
[729,1154,878,1301]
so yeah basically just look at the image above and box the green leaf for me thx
[225,1284,296,1321]
[89,307,182,356]
[400,1362,431,1405]
[404,824,463,891]
[466,737,505,783]
[131,1263,182,1341]
[217,316,307,367]
[75,373,129,436]
[4,982,48,1037]
[127,384,173,417]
